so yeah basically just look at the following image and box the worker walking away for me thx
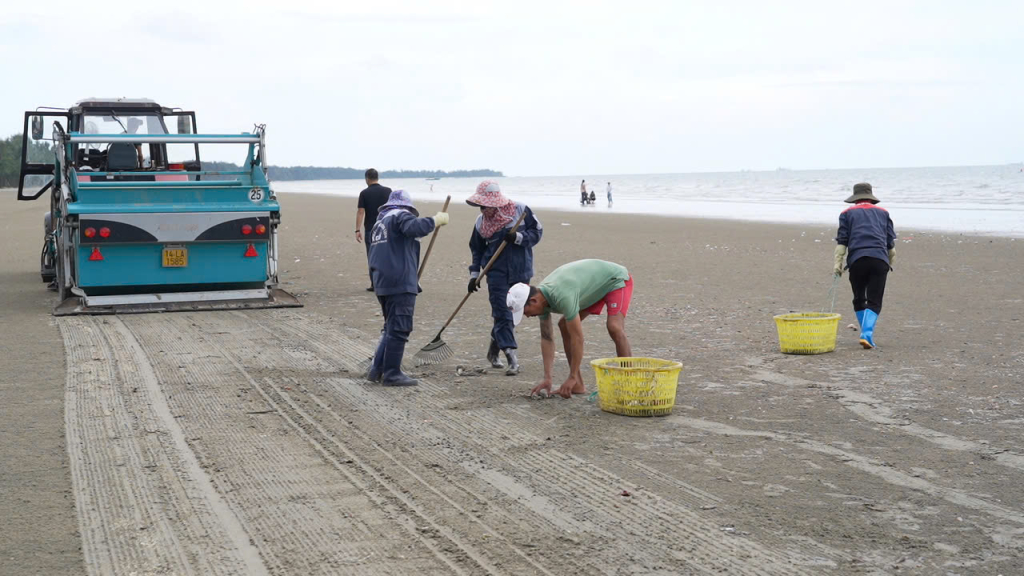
[506,259,633,399]
[466,180,543,375]
[356,169,393,291]
[367,190,449,386]
[833,182,896,349]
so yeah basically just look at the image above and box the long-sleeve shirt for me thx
[369,209,436,295]
[836,203,896,268]
[468,203,543,282]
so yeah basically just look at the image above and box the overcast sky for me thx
[2,0,1022,176]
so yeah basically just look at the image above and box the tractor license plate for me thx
[162,247,188,267]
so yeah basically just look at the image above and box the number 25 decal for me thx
[249,188,265,202]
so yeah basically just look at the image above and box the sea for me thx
[274,165,1024,237]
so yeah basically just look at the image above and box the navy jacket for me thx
[369,209,436,296]
[469,203,542,283]
[836,203,896,268]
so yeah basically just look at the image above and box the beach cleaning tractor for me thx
[16,98,299,314]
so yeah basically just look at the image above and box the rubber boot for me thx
[859,309,878,349]
[366,330,385,382]
[381,339,418,387]
[503,349,520,376]
[487,338,504,369]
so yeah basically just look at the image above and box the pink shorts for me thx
[584,276,633,317]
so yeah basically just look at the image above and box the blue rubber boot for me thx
[366,331,385,383]
[381,338,418,387]
[859,309,878,349]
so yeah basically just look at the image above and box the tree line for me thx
[202,161,503,181]
[1,133,502,188]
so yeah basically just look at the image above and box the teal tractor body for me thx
[17,98,299,314]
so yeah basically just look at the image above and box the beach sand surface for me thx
[2,189,1022,575]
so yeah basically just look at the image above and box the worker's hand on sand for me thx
[432,212,449,227]
[888,248,896,268]
[467,277,479,294]
[530,378,553,397]
[556,377,579,399]
[355,229,363,243]
[833,245,847,276]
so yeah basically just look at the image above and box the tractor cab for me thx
[18,98,199,200]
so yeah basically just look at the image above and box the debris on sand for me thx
[847,323,858,330]
[456,365,488,377]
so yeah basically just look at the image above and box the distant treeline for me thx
[0,134,56,187]
[202,161,503,181]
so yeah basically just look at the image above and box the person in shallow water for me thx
[833,182,896,349]
[507,259,633,398]
[466,180,543,375]
[366,190,450,386]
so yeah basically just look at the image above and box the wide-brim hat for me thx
[379,189,419,216]
[466,180,512,208]
[845,182,880,204]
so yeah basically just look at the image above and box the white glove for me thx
[432,212,449,227]
[888,248,896,268]
[833,245,847,277]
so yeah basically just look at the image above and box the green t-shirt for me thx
[538,259,629,321]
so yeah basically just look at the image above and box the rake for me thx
[413,210,528,365]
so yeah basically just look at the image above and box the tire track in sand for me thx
[238,309,828,575]
[61,316,267,576]
[124,312,469,575]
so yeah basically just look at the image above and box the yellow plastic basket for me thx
[773,313,841,354]
[590,357,682,417]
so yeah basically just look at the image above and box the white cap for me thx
[507,283,531,326]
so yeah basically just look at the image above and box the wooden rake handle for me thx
[438,210,529,332]
[417,195,451,281]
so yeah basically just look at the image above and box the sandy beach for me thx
[2,189,1023,575]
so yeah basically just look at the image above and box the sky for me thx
[2,0,1023,176]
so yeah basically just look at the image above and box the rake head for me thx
[414,333,453,366]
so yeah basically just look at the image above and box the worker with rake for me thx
[833,182,896,349]
[366,190,450,386]
[466,180,543,376]
[507,259,633,398]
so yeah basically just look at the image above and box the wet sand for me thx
[2,188,1023,574]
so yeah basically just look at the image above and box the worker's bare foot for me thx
[572,377,586,395]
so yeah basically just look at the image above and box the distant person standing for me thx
[356,168,393,292]
[606,181,613,207]
[580,180,587,205]
[833,183,896,349]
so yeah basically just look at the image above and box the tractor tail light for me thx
[241,224,252,235]
[255,224,266,235]
[99,227,111,238]
[84,227,96,238]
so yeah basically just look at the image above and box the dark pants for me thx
[370,293,417,378]
[364,239,373,288]
[849,256,889,314]
[487,274,529,351]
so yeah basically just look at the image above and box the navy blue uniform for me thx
[468,203,542,351]
[368,209,436,383]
